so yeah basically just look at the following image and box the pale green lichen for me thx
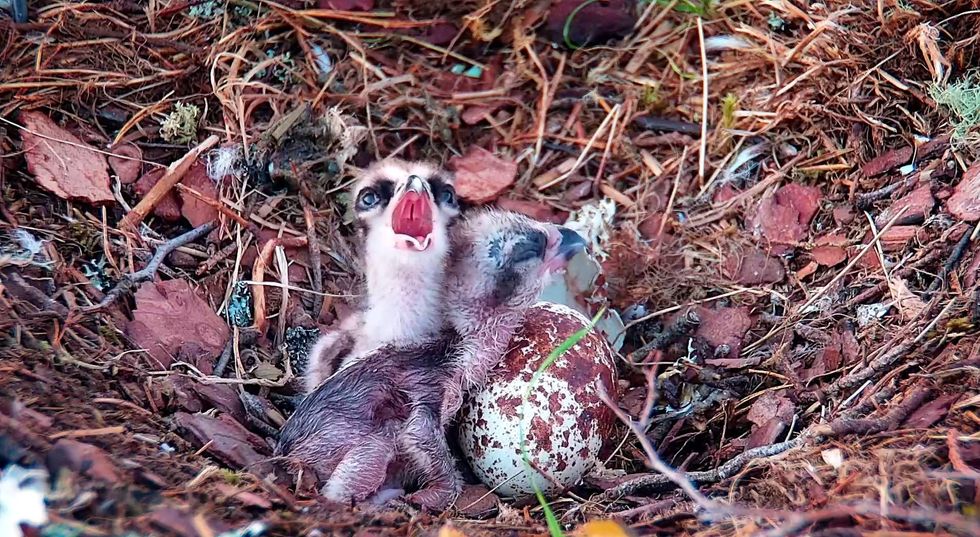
[188,0,221,19]
[930,70,980,143]
[160,102,200,144]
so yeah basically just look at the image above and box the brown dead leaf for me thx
[148,507,230,537]
[169,377,247,424]
[833,204,855,225]
[694,306,753,360]
[417,22,459,47]
[811,233,848,266]
[723,247,785,285]
[891,277,927,321]
[848,244,881,270]
[861,146,914,177]
[713,184,739,204]
[805,325,860,382]
[454,483,498,518]
[47,439,123,484]
[638,212,676,243]
[811,245,846,266]
[752,183,821,253]
[213,482,273,509]
[746,390,794,449]
[449,146,517,203]
[875,183,934,227]
[174,412,269,469]
[461,103,505,125]
[108,143,143,184]
[19,110,114,204]
[544,0,636,48]
[178,159,219,226]
[495,197,564,223]
[902,393,961,429]
[795,260,819,280]
[947,162,980,221]
[126,279,229,369]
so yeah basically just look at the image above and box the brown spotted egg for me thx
[457,302,618,498]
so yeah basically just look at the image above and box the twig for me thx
[301,198,324,318]
[118,135,220,229]
[855,174,916,209]
[595,437,802,502]
[597,384,720,513]
[811,386,933,437]
[251,235,308,337]
[213,328,258,378]
[816,298,954,401]
[696,17,709,185]
[80,222,217,314]
[925,221,980,298]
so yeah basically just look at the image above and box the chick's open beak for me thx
[391,175,435,251]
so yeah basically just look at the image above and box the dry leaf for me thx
[724,247,785,285]
[746,391,794,448]
[134,169,181,222]
[875,183,934,227]
[19,110,114,204]
[947,162,980,221]
[544,0,635,48]
[752,183,821,253]
[890,277,927,321]
[178,159,219,227]
[107,143,144,184]
[821,448,844,469]
[126,279,229,369]
[449,146,517,203]
[695,306,753,360]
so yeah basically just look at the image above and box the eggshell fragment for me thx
[457,302,618,498]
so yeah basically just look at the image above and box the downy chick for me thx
[275,209,586,510]
[303,158,459,392]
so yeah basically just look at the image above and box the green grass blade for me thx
[518,307,607,537]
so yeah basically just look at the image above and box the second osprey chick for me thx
[303,159,459,392]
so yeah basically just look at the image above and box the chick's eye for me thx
[357,189,379,209]
[510,230,547,264]
[438,187,457,206]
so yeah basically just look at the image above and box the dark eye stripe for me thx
[355,179,395,212]
[429,177,457,207]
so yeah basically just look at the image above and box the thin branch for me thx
[80,221,217,314]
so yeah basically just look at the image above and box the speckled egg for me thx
[457,302,618,498]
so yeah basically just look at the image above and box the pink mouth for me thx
[391,192,434,251]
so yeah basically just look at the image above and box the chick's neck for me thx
[360,249,446,346]
[446,295,532,393]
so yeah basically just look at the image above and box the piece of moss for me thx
[930,71,980,142]
[160,102,200,144]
